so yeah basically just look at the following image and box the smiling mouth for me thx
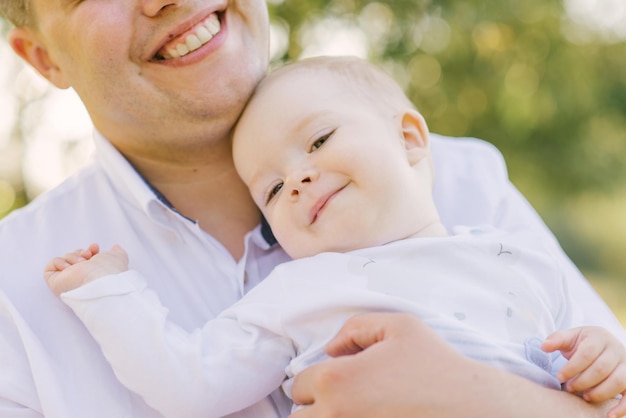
[154,13,222,60]
[310,185,347,225]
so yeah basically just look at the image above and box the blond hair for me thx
[252,55,416,116]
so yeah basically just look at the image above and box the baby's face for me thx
[233,70,428,259]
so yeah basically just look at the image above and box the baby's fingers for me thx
[43,257,71,279]
[569,352,624,396]
[61,249,91,265]
[79,243,100,259]
[542,329,579,356]
[43,250,89,277]
[557,345,603,384]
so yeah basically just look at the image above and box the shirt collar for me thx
[92,129,277,246]
[92,130,174,225]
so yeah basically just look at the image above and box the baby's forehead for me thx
[257,70,329,101]
[237,71,340,129]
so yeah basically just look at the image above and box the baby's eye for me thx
[310,130,334,151]
[266,182,284,204]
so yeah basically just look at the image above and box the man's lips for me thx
[153,12,222,61]
[309,185,347,224]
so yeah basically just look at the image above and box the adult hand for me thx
[290,312,615,418]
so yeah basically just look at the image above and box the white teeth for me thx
[196,26,213,43]
[167,46,179,59]
[176,42,189,56]
[158,13,221,60]
[206,14,220,35]
[185,34,202,51]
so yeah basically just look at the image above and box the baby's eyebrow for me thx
[290,110,333,134]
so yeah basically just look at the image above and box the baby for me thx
[45,56,626,418]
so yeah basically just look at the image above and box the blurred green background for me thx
[1,1,625,321]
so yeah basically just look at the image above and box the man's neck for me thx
[125,144,259,260]
[157,169,260,260]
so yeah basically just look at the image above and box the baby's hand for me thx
[44,243,129,297]
[542,326,626,418]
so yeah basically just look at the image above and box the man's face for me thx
[20,0,270,159]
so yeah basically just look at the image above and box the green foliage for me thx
[269,0,626,200]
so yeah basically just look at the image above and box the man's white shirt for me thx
[0,131,623,417]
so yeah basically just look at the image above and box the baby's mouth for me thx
[154,12,222,60]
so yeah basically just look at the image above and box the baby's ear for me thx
[398,109,430,165]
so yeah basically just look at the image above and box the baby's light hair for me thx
[252,55,416,117]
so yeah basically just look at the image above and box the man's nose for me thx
[141,0,185,17]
